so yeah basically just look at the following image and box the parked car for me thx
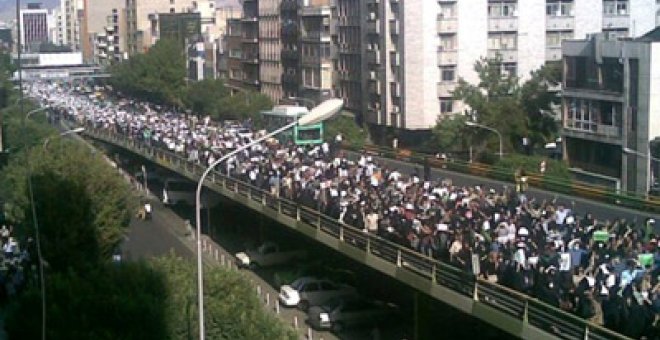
[279,277,356,311]
[235,242,306,269]
[274,260,356,289]
[307,296,399,332]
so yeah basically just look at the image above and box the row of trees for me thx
[430,57,561,163]
[108,39,273,124]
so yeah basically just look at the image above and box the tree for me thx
[151,254,297,340]
[1,139,135,262]
[215,91,273,126]
[6,262,169,340]
[452,56,527,156]
[109,39,186,107]
[184,79,231,115]
[441,57,560,158]
[521,61,561,148]
[325,115,365,148]
[428,114,470,153]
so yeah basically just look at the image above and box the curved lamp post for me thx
[194,98,344,340]
[43,127,85,149]
[465,121,503,160]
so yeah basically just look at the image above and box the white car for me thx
[279,277,356,311]
[235,242,306,269]
[307,296,399,332]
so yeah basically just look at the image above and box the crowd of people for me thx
[0,223,30,305]
[29,81,660,338]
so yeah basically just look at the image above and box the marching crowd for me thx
[30,81,660,338]
[0,223,29,305]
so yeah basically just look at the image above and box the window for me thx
[488,1,517,17]
[439,3,456,18]
[546,1,574,16]
[503,62,517,77]
[440,66,456,82]
[439,35,457,51]
[546,31,573,47]
[488,33,517,49]
[603,0,628,15]
[440,98,453,113]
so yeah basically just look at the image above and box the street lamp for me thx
[25,106,50,120]
[194,98,344,340]
[43,127,85,149]
[622,147,660,163]
[465,121,503,160]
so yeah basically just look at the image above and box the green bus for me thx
[261,105,324,145]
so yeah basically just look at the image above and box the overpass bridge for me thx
[83,127,629,340]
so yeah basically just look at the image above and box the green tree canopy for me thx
[437,57,560,159]
[1,139,135,262]
[109,39,186,107]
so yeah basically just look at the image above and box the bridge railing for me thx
[87,128,630,340]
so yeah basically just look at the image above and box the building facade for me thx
[84,0,126,65]
[258,0,283,101]
[219,18,244,91]
[19,4,51,53]
[58,0,84,51]
[561,29,660,195]
[299,1,334,105]
[241,0,260,92]
[125,0,214,56]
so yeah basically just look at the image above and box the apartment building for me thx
[259,0,283,101]
[19,3,52,53]
[280,0,300,99]
[125,0,214,56]
[298,1,334,105]
[241,0,260,92]
[220,18,244,91]
[83,0,126,65]
[561,29,660,195]
[357,0,660,135]
[58,0,84,51]
[334,0,362,117]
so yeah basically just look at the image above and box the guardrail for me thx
[85,128,630,340]
[350,143,660,214]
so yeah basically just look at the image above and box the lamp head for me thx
[298,98,344,126]
[465,121,477,127]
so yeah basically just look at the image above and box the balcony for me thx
[241,35,258,43]
[301,31,332,43]
[366,50,380,64]
[545,46,562,61]
[487,49,517,62]
[602,15,629,30]
[368,80,381,95]
[301,6,331,17]
[281,49,299,60]
[437,82,456,97]
[546,16,574,31]
[366,19,380,34]
[282,73,298,84]
[488,17,518,32]
[564,120,622,139]
[338,15,360,27]
[242,53,259,64]
[437,50,457,65]
[389,19,399,35]
[437,17,457,33]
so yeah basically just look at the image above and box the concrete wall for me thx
[402,0,439,129]
[517,1,546,80]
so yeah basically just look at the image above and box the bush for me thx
[325,114,364,149]
[494,154,571,182]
